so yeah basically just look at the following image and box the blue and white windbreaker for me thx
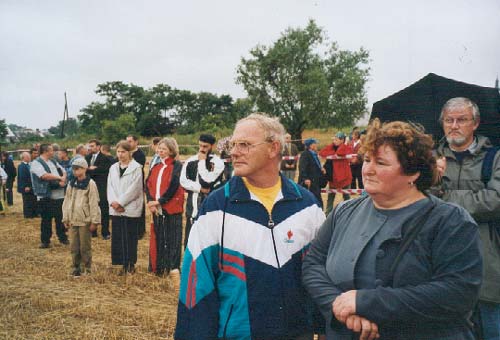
[175,174,325,340]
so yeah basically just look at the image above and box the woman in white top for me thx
[107,140,144,274]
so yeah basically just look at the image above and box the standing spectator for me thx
[30,144,69,248]
[86,139,113,239]
[303,119,482,340]
[349,130,364,189]
[175,113,325,340]
[0,166,7,214]
[57,149,72,175]
[30,147,39,161]
[434,97,500,339]
[51,143,61,163]
[1,151,16,206]
[101,144,117,164]
[298,138,325,208]
[281,133,299,181]
[319,132,353,215]
[145,138,184,286]
[17,152,37,218]
[180,133,225,249]
[107,140,144,275]
[149,137,162,171]
[62,158,101,277]
[68,144,88,182]
[126,134,146,239]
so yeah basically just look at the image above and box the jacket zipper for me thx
[222,304,234,340]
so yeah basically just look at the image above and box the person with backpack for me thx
[30,143,69,248]
[303,119,483,340]
[434,97,500,340]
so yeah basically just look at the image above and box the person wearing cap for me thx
[62,158,101,277]
[299,138,326,207]
[319,132,353,215]
[180,133,225,248]
[30,143,69,248]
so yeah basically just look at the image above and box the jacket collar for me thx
[227,173,302,202]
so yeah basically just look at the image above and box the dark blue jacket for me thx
[17,162,32,193]
[303,195,482,340]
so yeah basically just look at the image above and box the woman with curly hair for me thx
[303,119,483,340]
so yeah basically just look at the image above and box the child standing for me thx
[62,158,101,276]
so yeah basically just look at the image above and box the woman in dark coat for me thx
[298,138,325,208]
[145,138,184,288]
[302,119,483,340]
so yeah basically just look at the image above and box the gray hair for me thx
[440,97,480,122]
[21,151,31,161]
[158,137,179,158]
[75,144,86,154]
[236,112,286,153]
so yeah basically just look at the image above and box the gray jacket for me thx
[302,195,482,340]
[436,135,500,303]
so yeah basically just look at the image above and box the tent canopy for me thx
[370,73,500,146]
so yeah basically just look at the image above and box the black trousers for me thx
[4,181,14,205]
[351,164,364,189]
[22,192,38,218]
[150,212,182,274]
[99,201,110,237]
[111,216,139,266]
[38,198,67,244]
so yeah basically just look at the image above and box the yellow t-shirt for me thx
[242,177,282,215]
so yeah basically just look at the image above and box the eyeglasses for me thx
[442,117,474,126]
[229,141,271,154]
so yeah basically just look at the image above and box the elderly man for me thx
[180,133,225,249]
[175,113,326,340]
[17,152,37,218]
[30,144,69,248]
[299,138,325,208]
[435,97,500,339]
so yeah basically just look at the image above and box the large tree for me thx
[236,20,370,142]
[0,119,7,142]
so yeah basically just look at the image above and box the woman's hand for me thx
[345,315,380,340]
[147,200,159,214]
[333,290,357,322]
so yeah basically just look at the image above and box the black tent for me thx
[370,73,500,146]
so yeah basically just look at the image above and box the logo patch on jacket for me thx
[284,229,294,243]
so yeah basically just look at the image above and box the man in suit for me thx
[298,138,325,208]
[126,134,146,239]
[86,139,113,239]
[281,133,299,181]
[17,152,37,218]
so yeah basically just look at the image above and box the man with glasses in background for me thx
[435,97,500,339]
[175,113,325,340]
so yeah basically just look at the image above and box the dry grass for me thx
[0,189,178,340]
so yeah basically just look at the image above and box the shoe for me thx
[39,243,50,249]
[170,269,180,294]
[71,268,81,277]
[91,233,98,238]
[60,239,70,245]
[102,235,110,240]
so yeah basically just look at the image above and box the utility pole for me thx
[60,92,69,138]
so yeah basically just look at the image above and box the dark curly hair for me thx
[360,119,438,192]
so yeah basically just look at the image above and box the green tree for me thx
[48,118,80,137]
[236,19,370,143]
[101,113,136,144]
[0,119,7,142]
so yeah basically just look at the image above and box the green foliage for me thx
[101,113,137,144]
[0,119,7,142]
[236,19,370,142]
[48,118,80,137]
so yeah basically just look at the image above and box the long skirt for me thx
[111,216,139,266]
[149,212,182,275]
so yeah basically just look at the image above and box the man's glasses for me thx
[229,141,271,154]
[442,117,474,126]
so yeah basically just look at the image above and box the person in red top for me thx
[349,130,364,190]
[319,131,353,215]
[145,138,185,286]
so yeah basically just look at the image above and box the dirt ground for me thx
[0,188,178,340]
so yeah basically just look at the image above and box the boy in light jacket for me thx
[62,158,101,276]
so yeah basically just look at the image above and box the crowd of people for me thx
[0,96,498,340]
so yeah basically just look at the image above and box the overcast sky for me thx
[1,0,499,129]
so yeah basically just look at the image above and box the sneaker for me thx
[60,239,70,245]
[102,235,110,240]
[71,268,81,277]
[39,243,50,249]
[170,269,180,294]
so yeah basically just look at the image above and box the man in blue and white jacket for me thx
[175,113,326,340]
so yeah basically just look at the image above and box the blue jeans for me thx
[479,301,500,340]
